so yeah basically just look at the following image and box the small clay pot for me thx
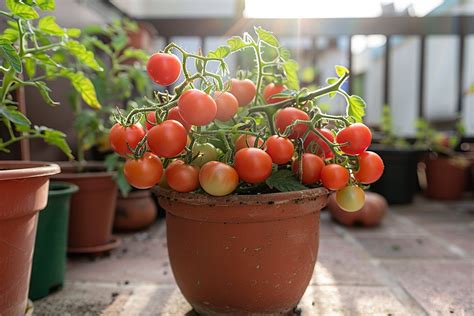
[0,161,60,315]
[423,155,469,200]
[156,187,328,315]
[327,192,388,227]
[114,190,157,231]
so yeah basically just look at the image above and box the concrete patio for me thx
[34,196,473,315]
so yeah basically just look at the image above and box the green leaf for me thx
[38,16,65,36]
[24,57,36,78]
[335,65,349,77]
[255,27,279,47]
[66,28,81,38]
[6,0,39,19]
[266,169,308,192]
[326,77,337,85]
[42,128,73,159]
[34,81,59,106]
[207,45,230,59]
[0,107,31,126]
[283,59,299,90]
[122,48,148,62]
[0,39,22,73]
[111,33,128,52]
[279,47,291,61]
[62,70,101,109]
[227,36,249,52]
[347,95,366,123]
[65,40,102,71]
[0,28,19,42]
[36,0,55,10]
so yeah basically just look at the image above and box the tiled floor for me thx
[34,196,474,315]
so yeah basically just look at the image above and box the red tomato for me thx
[263,83,288,104]
[178,89,217,126]
[265,135,294,164]
[124,152,163,189]
[166,160,200,193]
[213,91,238,122]
[304,128,335,157]
[235,134,265,151]
[292,153,324,185]
[229,78,257,107]
[354,151,384,184]
[167,107,191,131]
[321,164,349,190]
[146,53,181,86]
[336,123,372,155]
[234,148,273,184]
[336,186,365,212]
[275,107,309,139]
[145,112,157,130]
[109,123,146,156]
[147,120,187,158]
[199,161,239,196]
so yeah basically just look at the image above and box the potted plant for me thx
[109,28,384,314]
[0,0,101,313]
[416,119,470,200]
[369,106,424,204]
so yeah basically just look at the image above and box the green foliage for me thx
[105,153,132,197]
[347,95,366,123]
[379,105,410,148]
[415,118,464,155]
[266,169,308,192]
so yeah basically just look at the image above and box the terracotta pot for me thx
[53,162,118,252]
[327,192,387,227]
[423,155,469,200]
[114,190,157,231]
[157,187,329,315]
[0,161,60,316]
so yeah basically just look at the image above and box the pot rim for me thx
[155,186,329,206]
[0,160,60,181]
[53,161,115,179]
[49,181,79,196]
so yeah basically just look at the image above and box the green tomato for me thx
[191,143,219,167]
[335,186,365,212]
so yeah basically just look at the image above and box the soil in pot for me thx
[156,187,328,315]
[29,182,78,301]
[0,161,60,316]
[423,155,469,200]
[114,190,157,231]
[52,162,119,253]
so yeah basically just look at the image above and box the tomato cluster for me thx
[109,45,384,212]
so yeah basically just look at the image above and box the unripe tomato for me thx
[354,151,384,184]
[124,152,163,189]
[147,120,187,158]
[109,123,146,156]
[292,153,324,185]
[167,107,192,131]
[275,107,309,139]
[191,143,218,167]
[234,148,273,184]
[263,83,288,104]
[321,164,349,190]
[229,78,257,107]
[147,53,181,86]
[304,128,335,157]
[178,89,217,126]
[336,123,372,155]
[199,161,239,196]
[214,91,238,122]
[235,134,264,151]
[265,135,294,164]
[166,160,200,193]
[335,186,365,212]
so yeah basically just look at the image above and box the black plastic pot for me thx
[369,145,423,204]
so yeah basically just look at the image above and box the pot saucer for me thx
[67,236,121,255]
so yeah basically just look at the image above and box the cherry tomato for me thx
[275,107,309,139]
[321,164,349,190]
[199,161,239,196]
[109,123,146,156]
[263,83,288,104]
[235,134,264,151]
[304,128,335,157]
[335,186,365,212]
[145,112,157,130]
[354,151,384,184]
[265,135,294,164]
[166,160,200,193]
[336,123,372,155]
[146,53,181,86]
[178,89,217,126]
[229,78,257,107]
[292,153,324,185]
[191,143,219,167]
[124,152,163,189]
[234,148,273,184]
[167,107,192,131]
[147,120,187,158]
[214,91,238,122]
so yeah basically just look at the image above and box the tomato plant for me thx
[336,123,372,155]
[229,79,257,107]
[292,153,324,185]
[199,161,239,196]
[167,107,192,131]
[214,91,239,122]
[166,160,200,193]
[304,128,335,158]
[192,143,219,167]
[235,134,265,151]
[321,164,349,190]
[178,89,217,126]
[354,151,384,184]
[234,148,273,184]
[109,123,146,156]
[275,108,310,139]
[146,53,181,86]
[265,135,294,164]
[263,83,288,104]
[124,152,163,189]
[147,120,187,158]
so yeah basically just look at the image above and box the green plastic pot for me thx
[29,182,78,301]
